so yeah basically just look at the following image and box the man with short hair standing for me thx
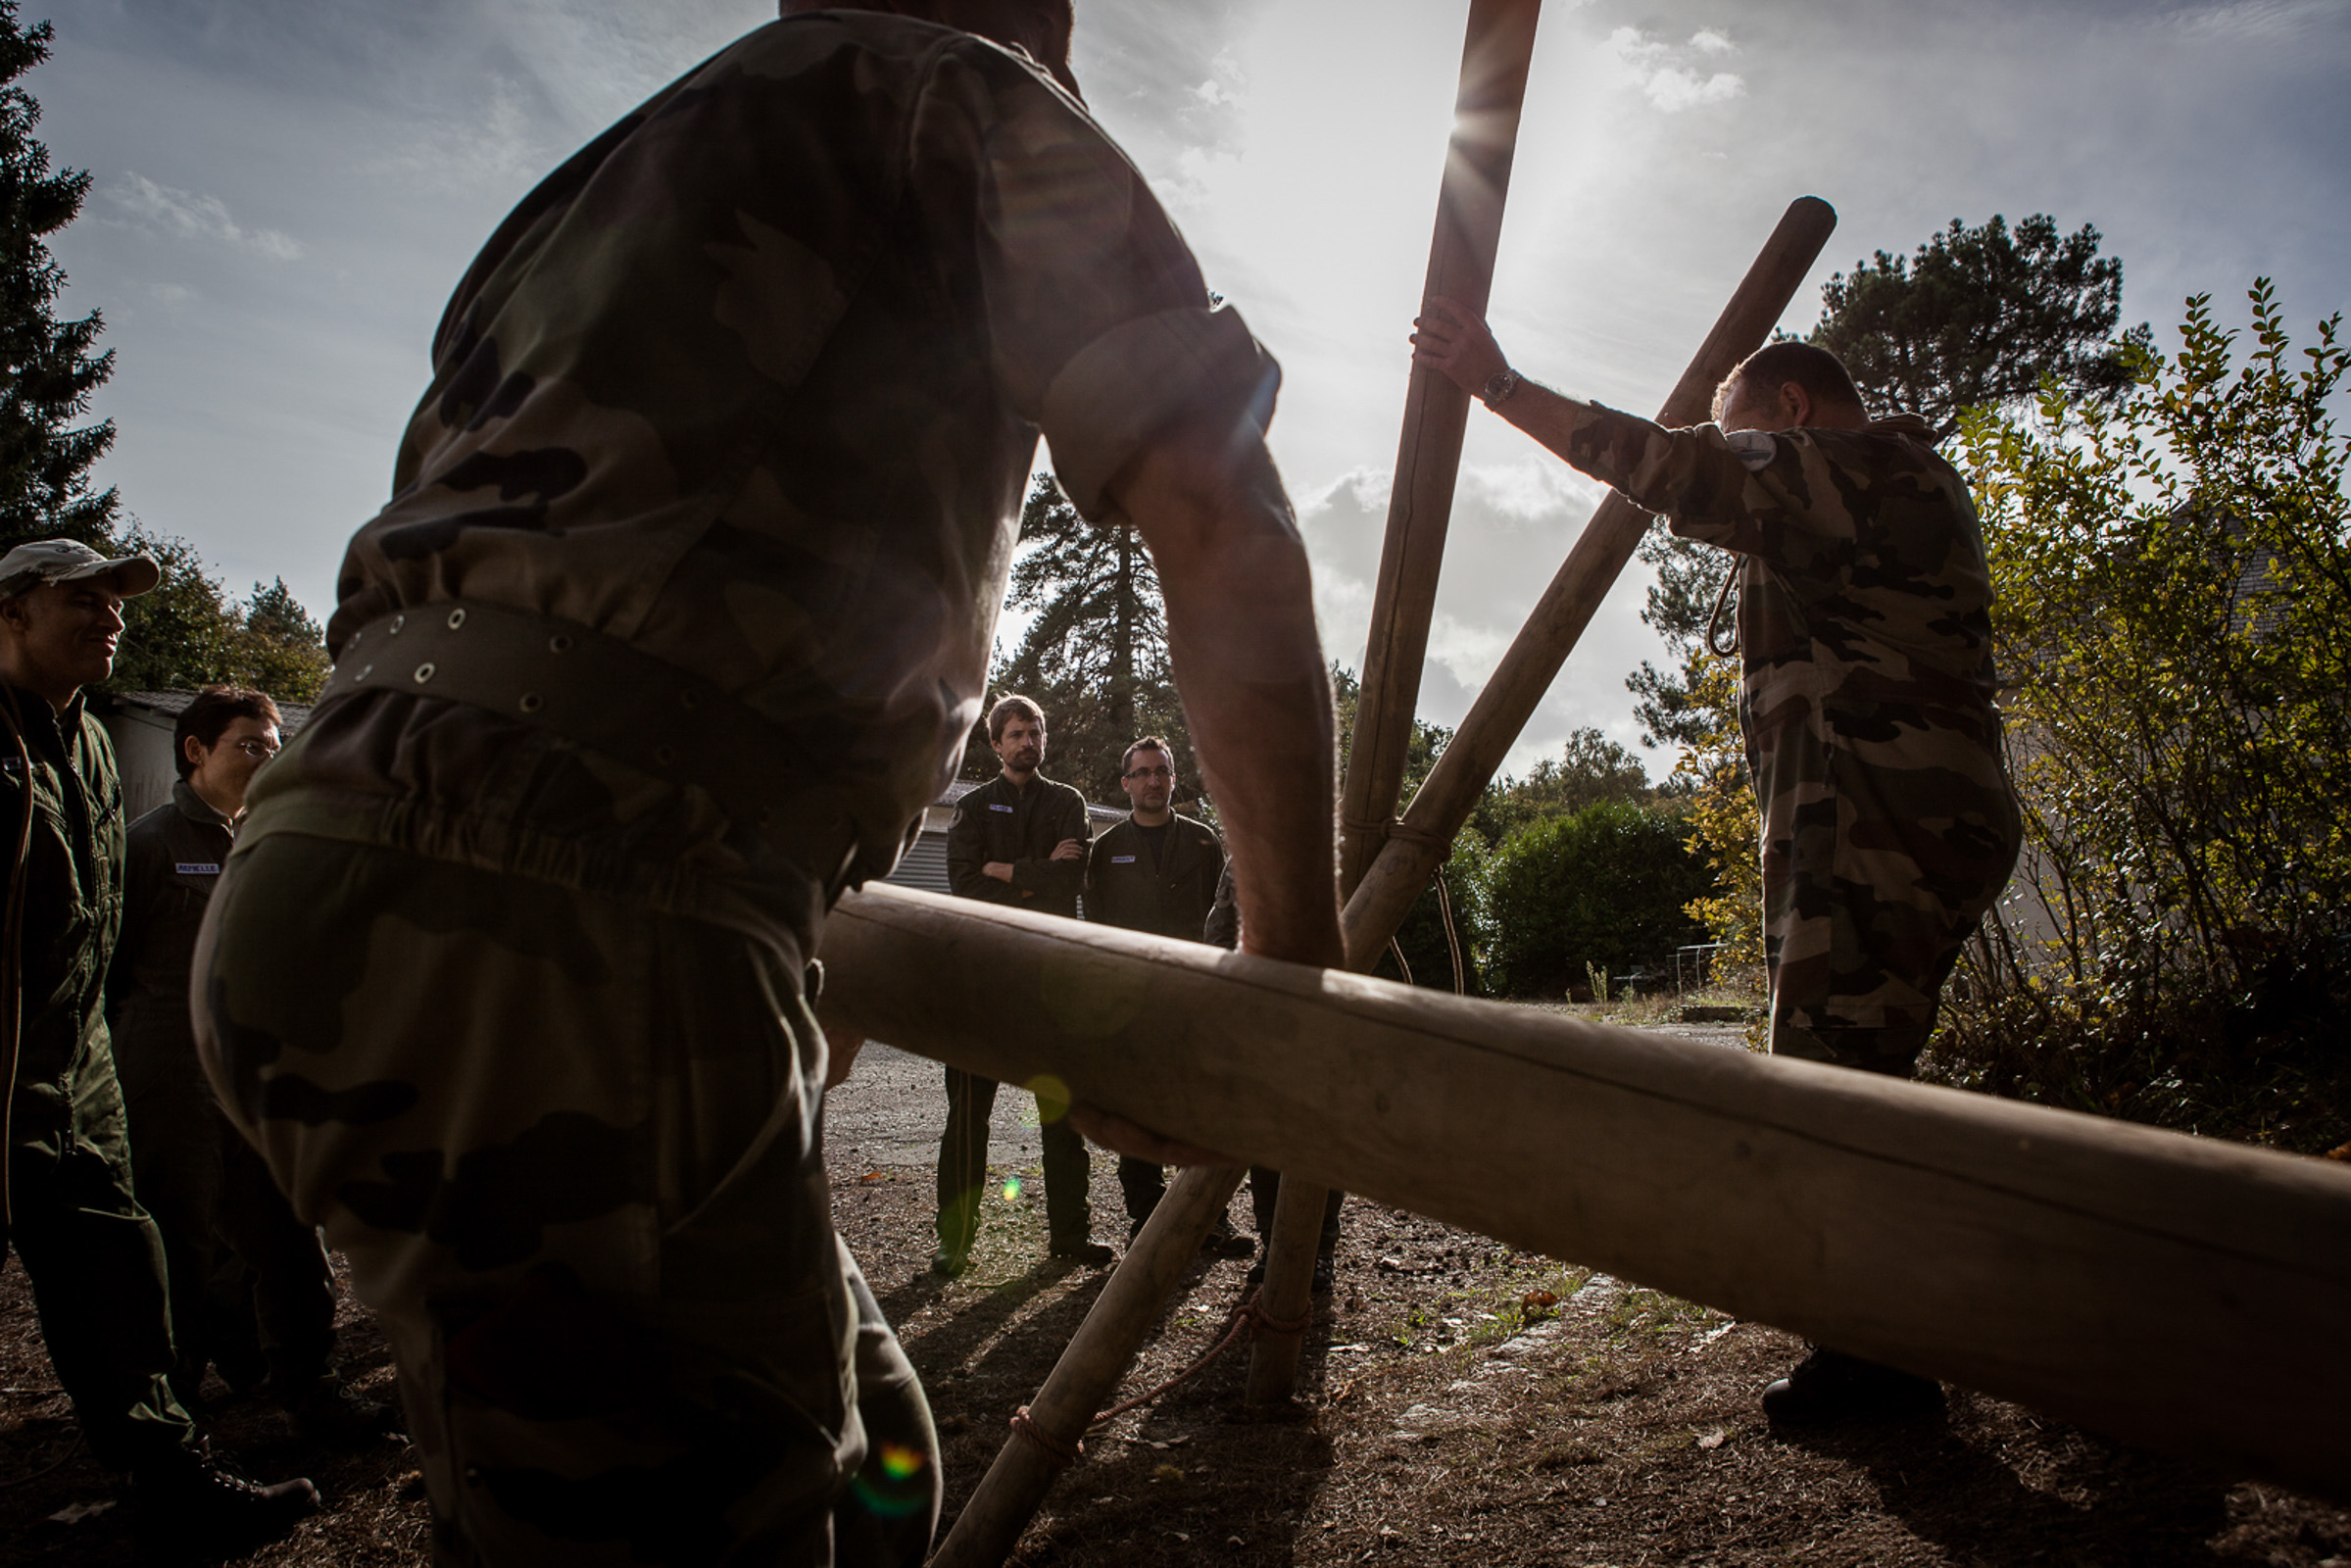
[1411,304,2022,1425]
[934,694,1109,1276]
[196,2,1346,1550]
[0,541,316,1547]
[1084,737,1245,1247]
[113,686,397,1444]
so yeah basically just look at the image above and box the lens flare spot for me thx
[1002,1176,1021,1201]
[879,1442,926,1481]
[1028,1073,1072,1122]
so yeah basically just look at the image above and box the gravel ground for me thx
[3,1016,2343,1566]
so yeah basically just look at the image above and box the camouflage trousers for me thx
[1758,729,2022,1078]
[194,832,939,1566]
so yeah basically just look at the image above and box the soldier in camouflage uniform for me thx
[1411,309,2021,1422]
[194,2,1347,1562]
[0,540,318,1549]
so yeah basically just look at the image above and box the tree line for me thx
[0,7,328,703]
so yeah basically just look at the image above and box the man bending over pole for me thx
[1410,302,2021,1425]
[193,2,1341,1561]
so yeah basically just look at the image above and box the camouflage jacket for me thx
[1,685,125,1161]
[945,771,1088,918]
[1546,402,2005,784]
[244,12,1277,945]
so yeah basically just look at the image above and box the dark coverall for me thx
[1084,812,1222,1225]
[939,770,1094,1256]
[1,684,198,1470]
[112,778,336,1401]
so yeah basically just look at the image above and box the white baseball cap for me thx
[0,538,162,601]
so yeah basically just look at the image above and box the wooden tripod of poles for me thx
[918,2,1848,1557]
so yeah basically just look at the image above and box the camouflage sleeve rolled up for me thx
[1534,398,2003,739]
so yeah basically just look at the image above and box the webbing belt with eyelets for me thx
[313,600,861,888]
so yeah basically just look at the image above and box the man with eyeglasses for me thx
[1084,737,1246,1248]
[0,541,318,1549]
[113,687,399,1446]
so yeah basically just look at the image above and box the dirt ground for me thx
[3,1017,2345,1566]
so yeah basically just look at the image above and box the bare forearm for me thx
[1116,425,1345,970]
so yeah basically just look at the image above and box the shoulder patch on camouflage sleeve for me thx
[1726,429,1778,472]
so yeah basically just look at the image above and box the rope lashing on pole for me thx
[1003,1288,1321,1474]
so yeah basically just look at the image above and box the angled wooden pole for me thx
[815,885,2351,1505]
[1342,194,1838,967]
[931,1163,1247,1568]
[1294,0,1543,1419]
[1338,0,1543,899]
[1240,1169,1330,1405]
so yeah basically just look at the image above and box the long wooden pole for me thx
[1338,0,1543,898]
[816,884,2351,1503]
[930,1163,1247,1568]
[1343,194,1837,967]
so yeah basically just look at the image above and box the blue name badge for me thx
[989,803,1014,812]
[175,862,221,876]
[1110,855,1137,864]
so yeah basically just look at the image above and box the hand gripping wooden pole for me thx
[1342,193,1838,967]
[815,884,2351,1508]
[1250,195,1838,1406]
[1338,0,1543,899]
[929,1163,1247,1568]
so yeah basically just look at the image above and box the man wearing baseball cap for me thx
[0,538,318,1549]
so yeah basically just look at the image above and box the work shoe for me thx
[135,1441,319,1554]
[929,1249,969,1280]
[1761,1346,1943,1426]
[280,1375,405,1446]
[1202,1219,1256,1260]
[1048,1240,1116,1268]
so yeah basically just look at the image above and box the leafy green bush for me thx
[1486,802,1712,998]
[1935,281,2351,1153]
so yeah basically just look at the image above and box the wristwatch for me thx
[1480,368,1521,409]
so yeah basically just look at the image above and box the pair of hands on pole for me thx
[1410,296,1513,400]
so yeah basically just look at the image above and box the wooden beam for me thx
[1338,0,1543,897]
[816,884,2351,1502]
[1343,194,1838,966]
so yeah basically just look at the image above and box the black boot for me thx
[277,1373,405,1446]
[135,1440,319,1554]
[1761,1346,1943,1426]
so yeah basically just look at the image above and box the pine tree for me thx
[1809,213,2151,436]
[0,2,116,554]
[971,476,1194,805]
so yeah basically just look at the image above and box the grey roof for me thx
[103,689,315,735]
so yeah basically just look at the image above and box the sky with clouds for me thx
[34,0,2351,782]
